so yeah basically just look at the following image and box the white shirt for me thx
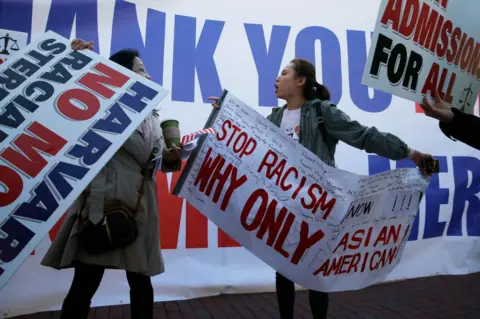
[280,108,301,141]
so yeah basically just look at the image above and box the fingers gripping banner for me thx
[173,90,430,292]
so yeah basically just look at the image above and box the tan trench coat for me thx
[41,113,180,276]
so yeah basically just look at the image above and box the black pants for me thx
[60,262,154,319]
[276,272,329,319]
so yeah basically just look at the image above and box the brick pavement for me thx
[13,273,480,319]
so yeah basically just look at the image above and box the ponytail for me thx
[314,82,330,101]
[290,58,331,101]
[303,80,331,101]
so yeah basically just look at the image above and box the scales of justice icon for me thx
[0,33,20,55]
[458,83,474,113]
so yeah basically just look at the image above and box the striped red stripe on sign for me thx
[181,128,216,144]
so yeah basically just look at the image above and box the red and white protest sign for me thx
[0,31,169,290]
[362,0,480,114]
[174,91,430,292]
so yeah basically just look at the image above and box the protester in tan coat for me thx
[41,40,181,319]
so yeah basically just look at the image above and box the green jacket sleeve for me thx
[319,101,409,160]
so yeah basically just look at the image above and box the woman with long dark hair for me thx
[210,58,434,319]
[41,39,182,319]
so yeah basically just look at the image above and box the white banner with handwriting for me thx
[176,91,430,292]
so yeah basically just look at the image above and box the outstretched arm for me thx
[320,101,409,159]
[319,101,434,172]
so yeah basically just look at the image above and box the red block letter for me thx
[57,88,100,121]
[0,165,23,207]
[380,0,403,32]
[1,122,67,178]
[78,62,130,99]
[218,229,241,248]
[157,165,208,249]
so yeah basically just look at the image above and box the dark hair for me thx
[109,49,140,71]
[290,58,330,101]
[110,49,159,115]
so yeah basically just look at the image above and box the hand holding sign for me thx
[163,143,183,166]
[208,96,221,108]
[410,151,439,175]
[420,89,455,123]
[71,38,94,51]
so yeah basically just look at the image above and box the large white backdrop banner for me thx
[0,0,479,317]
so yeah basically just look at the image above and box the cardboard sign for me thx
[0,31,169,289]
[362,0,480,113]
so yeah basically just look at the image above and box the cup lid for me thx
[160,118,179,124]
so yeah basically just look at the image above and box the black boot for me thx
[309,290,329,319]
[130,288,153,319]
[60,295,91,319]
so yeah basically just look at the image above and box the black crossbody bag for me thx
[78,154,150,255]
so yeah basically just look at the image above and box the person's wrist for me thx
[407,147,416,159]
[407,148,423,162]
[163,152,179,165]
[165,158,180,169]
[442,110,454,123]
[162,154,174,164]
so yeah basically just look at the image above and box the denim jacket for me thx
[267,99,409,167]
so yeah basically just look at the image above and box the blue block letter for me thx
[245,24,290,107]
[295,27,342,104]
[172,15,224,102]
[346,30,392,113]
